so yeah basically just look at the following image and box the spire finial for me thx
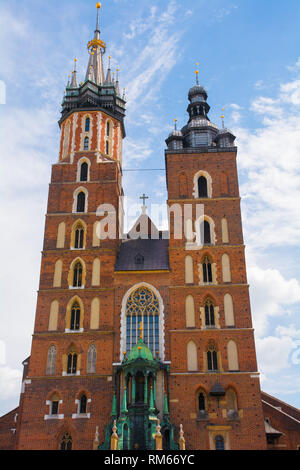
[70,58,78,88]
[221,108,225,129]
[96,3,101,32]
[195,62,200,85]
[174,118,177,131]
[139,321,143,340]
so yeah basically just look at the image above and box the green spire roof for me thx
[127,338,154,362]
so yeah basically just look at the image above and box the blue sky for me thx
[0,0,300,416]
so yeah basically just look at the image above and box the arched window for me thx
[207,344,218,371]
[74,224,84,249]
[106,121,110,137]
[198,176,208,198]
[204,299,215,327]
[85,117,90,132]
[79,394,87,414]
[106,140,109,155]
[125,286,160,356]
[198,392,205,410]
[67,352,78,375]
[60,432,73,450]
[73,262,83,288]
[215,435,225,450]
[46,346,57,375]
[202,256,213,283]
[76,192,86,213]
[80,162,88,182]
[87,344,97,373]
[84,137,89,151]
[70,302,81,330]
[200,220,211,245]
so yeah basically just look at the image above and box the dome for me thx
[187,117,219,131]
[127,338,154,362]
[168,129,183,138]
[188,85,208,101]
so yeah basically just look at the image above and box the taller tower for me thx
[164,73,266,449]
[16,4,126,450]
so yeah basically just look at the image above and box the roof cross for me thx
[140,194,149,206]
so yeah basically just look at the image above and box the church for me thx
[1,3,300,451]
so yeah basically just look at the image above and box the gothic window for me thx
[125,287,160,356]
[60,432,73,450]
[106,121,110,137]
[67,352,78,375]
[76,192,86,213]
[215,435,225,450]
[84,137,89,151]
[205,299,215,327]
[79,394,87,414]
[85,117,90,132]
[207,344,218,371]
[87,344,97,373]
[73,262,83,288]
[106,140,109,155]
[203,256,213,283]
[46,346,57,375]
[80,162,88,182]
[74,224,84,249]
[198,176,208,198]
[198,392,206,411]
[200,220,211,245]
[70,302,81,330]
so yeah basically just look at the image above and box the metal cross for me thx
[140,194,149,206]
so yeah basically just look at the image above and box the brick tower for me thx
[16,4,126,450]
[15,5,267,450]
[164,73,266,449]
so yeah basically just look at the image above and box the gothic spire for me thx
[70,58,78,88]
[85,3,106,85]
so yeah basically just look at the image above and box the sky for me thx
[0,0,300,416]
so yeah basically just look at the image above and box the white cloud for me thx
[249,265,300,336]
[0,367,22,401]
[256,335,295,375]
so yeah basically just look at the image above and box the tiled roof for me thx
[115,237,170,271]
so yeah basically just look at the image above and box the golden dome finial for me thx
[96,2,101,8]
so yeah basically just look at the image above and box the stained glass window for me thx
[126,287,160,356]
